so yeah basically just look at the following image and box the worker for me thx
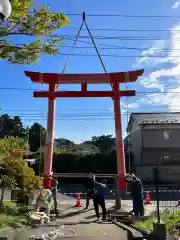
[85,174,95,209]
[50,178,59,214]
[92,175,110,221]
[125,174,144,217]
[101,179,107,185]
[35,186,53,217]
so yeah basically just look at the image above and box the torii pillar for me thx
[24,70,144,202]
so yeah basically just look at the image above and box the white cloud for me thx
[121,102,140,114]
[172,1,180,9]
[134,40,169,68]
[133,21,180,112]
[148,87,180,111]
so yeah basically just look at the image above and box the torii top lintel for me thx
[24,69,144,85]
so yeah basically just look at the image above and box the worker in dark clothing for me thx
[50,178,59,215]
[85,174,95,209]
[92,176,110,220]
[124,174,144,217]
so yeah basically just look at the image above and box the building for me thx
[54,138,72,149]
[127,112,180,183]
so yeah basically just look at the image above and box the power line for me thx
[86,14,180,18]
[15,52,180,58]
[2,33,176,41]
[8,114,180,121]
[46,52,180,58]
[54,45,180,51]
[4,110,180,115]
[0,87,180,94]
[53,34,174,41]
[5,42,180,52]
[65,13,180,18]
[61,27,179,32]
[1,48,179,57]
[0,87,40,91]
[4,42,180,57]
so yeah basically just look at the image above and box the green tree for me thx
[0,114,25,138]
[0,137,42,204]
[0,0,69,64]
[88,135,115,155]
[29,123,46,152]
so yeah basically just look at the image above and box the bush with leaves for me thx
[0,137,42,204]
[135,210,180,238]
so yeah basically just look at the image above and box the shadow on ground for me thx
[57,207,93,219]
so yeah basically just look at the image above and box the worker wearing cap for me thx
[124,174,144,217]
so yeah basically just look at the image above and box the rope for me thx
[84,21,114,89]
[84,22,107,73]
[29,224,77,240]
[56,23,84,89]
[56,12,112,89]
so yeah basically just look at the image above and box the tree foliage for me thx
[28,123,46,152]
[0,114,25,138]
[84,135,115,155]
[0,114,46,153]
[0,137,42,204]
[0,0,69,64]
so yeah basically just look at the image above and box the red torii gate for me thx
[25,70,144,192]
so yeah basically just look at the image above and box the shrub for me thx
[0,201,18,215]
[135,210,180,235]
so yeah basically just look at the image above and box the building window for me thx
[162,152,180,165]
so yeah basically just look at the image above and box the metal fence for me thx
[58,184,116,199]
[143,188,180,213]
[144,166,180,226]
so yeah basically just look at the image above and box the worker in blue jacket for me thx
[124,174,144,217]
[92,175,110,220]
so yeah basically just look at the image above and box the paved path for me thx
[122,200,156,216]
[0,203,127,240]
[0,222,127,240]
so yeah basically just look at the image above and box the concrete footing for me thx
[148,222,166,240]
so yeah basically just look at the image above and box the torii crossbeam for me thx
[25,70,144,193]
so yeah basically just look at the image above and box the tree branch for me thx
[0,32,42,37]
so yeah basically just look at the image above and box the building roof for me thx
[127,112,180,133]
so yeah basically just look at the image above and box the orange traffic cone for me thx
[145,191,151,204]
[75,193,81,207]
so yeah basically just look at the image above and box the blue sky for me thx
[1,0,180,142]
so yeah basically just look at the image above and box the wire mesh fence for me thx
[143,188,180,213]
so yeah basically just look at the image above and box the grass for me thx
[134,210,180,236]
[0,214,24,229]
[0,201,28,229]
